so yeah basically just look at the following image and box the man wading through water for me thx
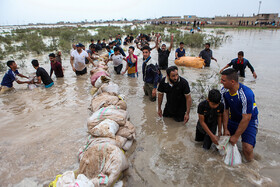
[156,34,174,70]
[142,46,160,102]
[157,66,192,123]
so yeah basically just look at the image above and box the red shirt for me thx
[50,61,64,77]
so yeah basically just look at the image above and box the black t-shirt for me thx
[36,67,53,86]
[158,48,170,68]
[158,76,190,115]
[197,100,224,130]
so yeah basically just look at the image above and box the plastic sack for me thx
[122,140,134,151]
[55,171,94,187]
[89,119,119,138]
[174,56,205,69]
[116,121,136,140]
[87,106,127,130]
[79,143,129,187]
[90,70,110,86]
[91,92,120,112]
[74,174,95,187]
[216,136,242,166]
[78,135,127,161]
[95,75,111,88]
[98,82,119,95]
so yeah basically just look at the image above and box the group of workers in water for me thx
[0,31,258,162]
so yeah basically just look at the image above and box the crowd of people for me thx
[0,31,259,162]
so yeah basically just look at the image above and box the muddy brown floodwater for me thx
[0,28,280,187]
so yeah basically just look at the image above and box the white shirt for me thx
[110,54,123,67]
[71,50,88,71]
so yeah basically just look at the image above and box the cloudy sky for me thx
[0,0,279,25]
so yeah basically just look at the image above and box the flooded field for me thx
[0,28,280,186]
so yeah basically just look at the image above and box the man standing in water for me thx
[199,43,217,67]
[142,46,160,102]
[156,34,174,70]
[157,66,192,123]
[122,46,138,77]
[175,42,186,59]
[70,43,94,76]
[49,53,64,78]
[220,51,257,79]
[221,68,259,161]
[0,60,30,93]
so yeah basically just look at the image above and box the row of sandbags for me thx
[49,58,135,187]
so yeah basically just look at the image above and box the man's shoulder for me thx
[179,76,189,84]
[239,83,254,97]
[221,87,229,95]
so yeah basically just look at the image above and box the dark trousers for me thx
[163,107,185,122]
[195,122,217,149]
[75,67,87,76]
[114,64,123,74]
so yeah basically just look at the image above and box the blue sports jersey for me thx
[176,48,185,59]
[1,69,19,88]
[221,83,258,128]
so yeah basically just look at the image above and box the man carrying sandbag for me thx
[221,68,259,162]
[157,66,192,123]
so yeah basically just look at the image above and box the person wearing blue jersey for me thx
[175,42,186,59]
[220,51,257,79]
[221,68,259,161]
[0,60,30,93]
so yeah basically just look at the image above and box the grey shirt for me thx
[199,49,213,67]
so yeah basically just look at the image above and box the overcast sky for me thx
[0,0,279,25]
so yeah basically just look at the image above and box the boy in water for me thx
[105,47,126,74]
[122,46,138,77]
[195,89,224,149]
[0,60,30,93]
[31,59,54,88]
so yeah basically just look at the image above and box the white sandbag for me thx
[90,119,119,138]
[94,75,111,88]
[91,92,120,112]
[100,82,120,95]
[113,180,123,187]
[216,136,242,166]
[79,143,129,187]
[87,107,127,130]
[78,135,127,161]
[56,171,75,187]
[122,139,134,151]
[74,174,95,187]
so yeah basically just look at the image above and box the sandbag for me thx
[95,75,111,88]
[116,100,127,111]
[116,121,136,140]
[87,107,127,130]
[97,82,120,95]
[91,92,120,112]
[79,143,129,187]
[216,136,242,166]
[174,56,205,69]
[78,135,127,161]
[56,171,94,187]
[122,140,134,151]
[90,119,119,138]
[91,71,110,86]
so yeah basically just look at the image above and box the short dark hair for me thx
[89,44,96,49]
[7,60,15,68]
[142,46,151,52]
[103,38,105,40]
[112,41,116,44]
[106,45,110,49]
[166,66,178,76]
[91,39,94,42]
[49,53,55,58]
[162,44,166,47]
[208,89,221,104]
[180,42,184,45]
[31,59,39,67]
[221,68,238,82]
[129,46,135,51]
[114,47,120,52]
[238,51,244,56]
[205,43,210,47]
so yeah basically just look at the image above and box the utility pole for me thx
[258,1,262,15]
